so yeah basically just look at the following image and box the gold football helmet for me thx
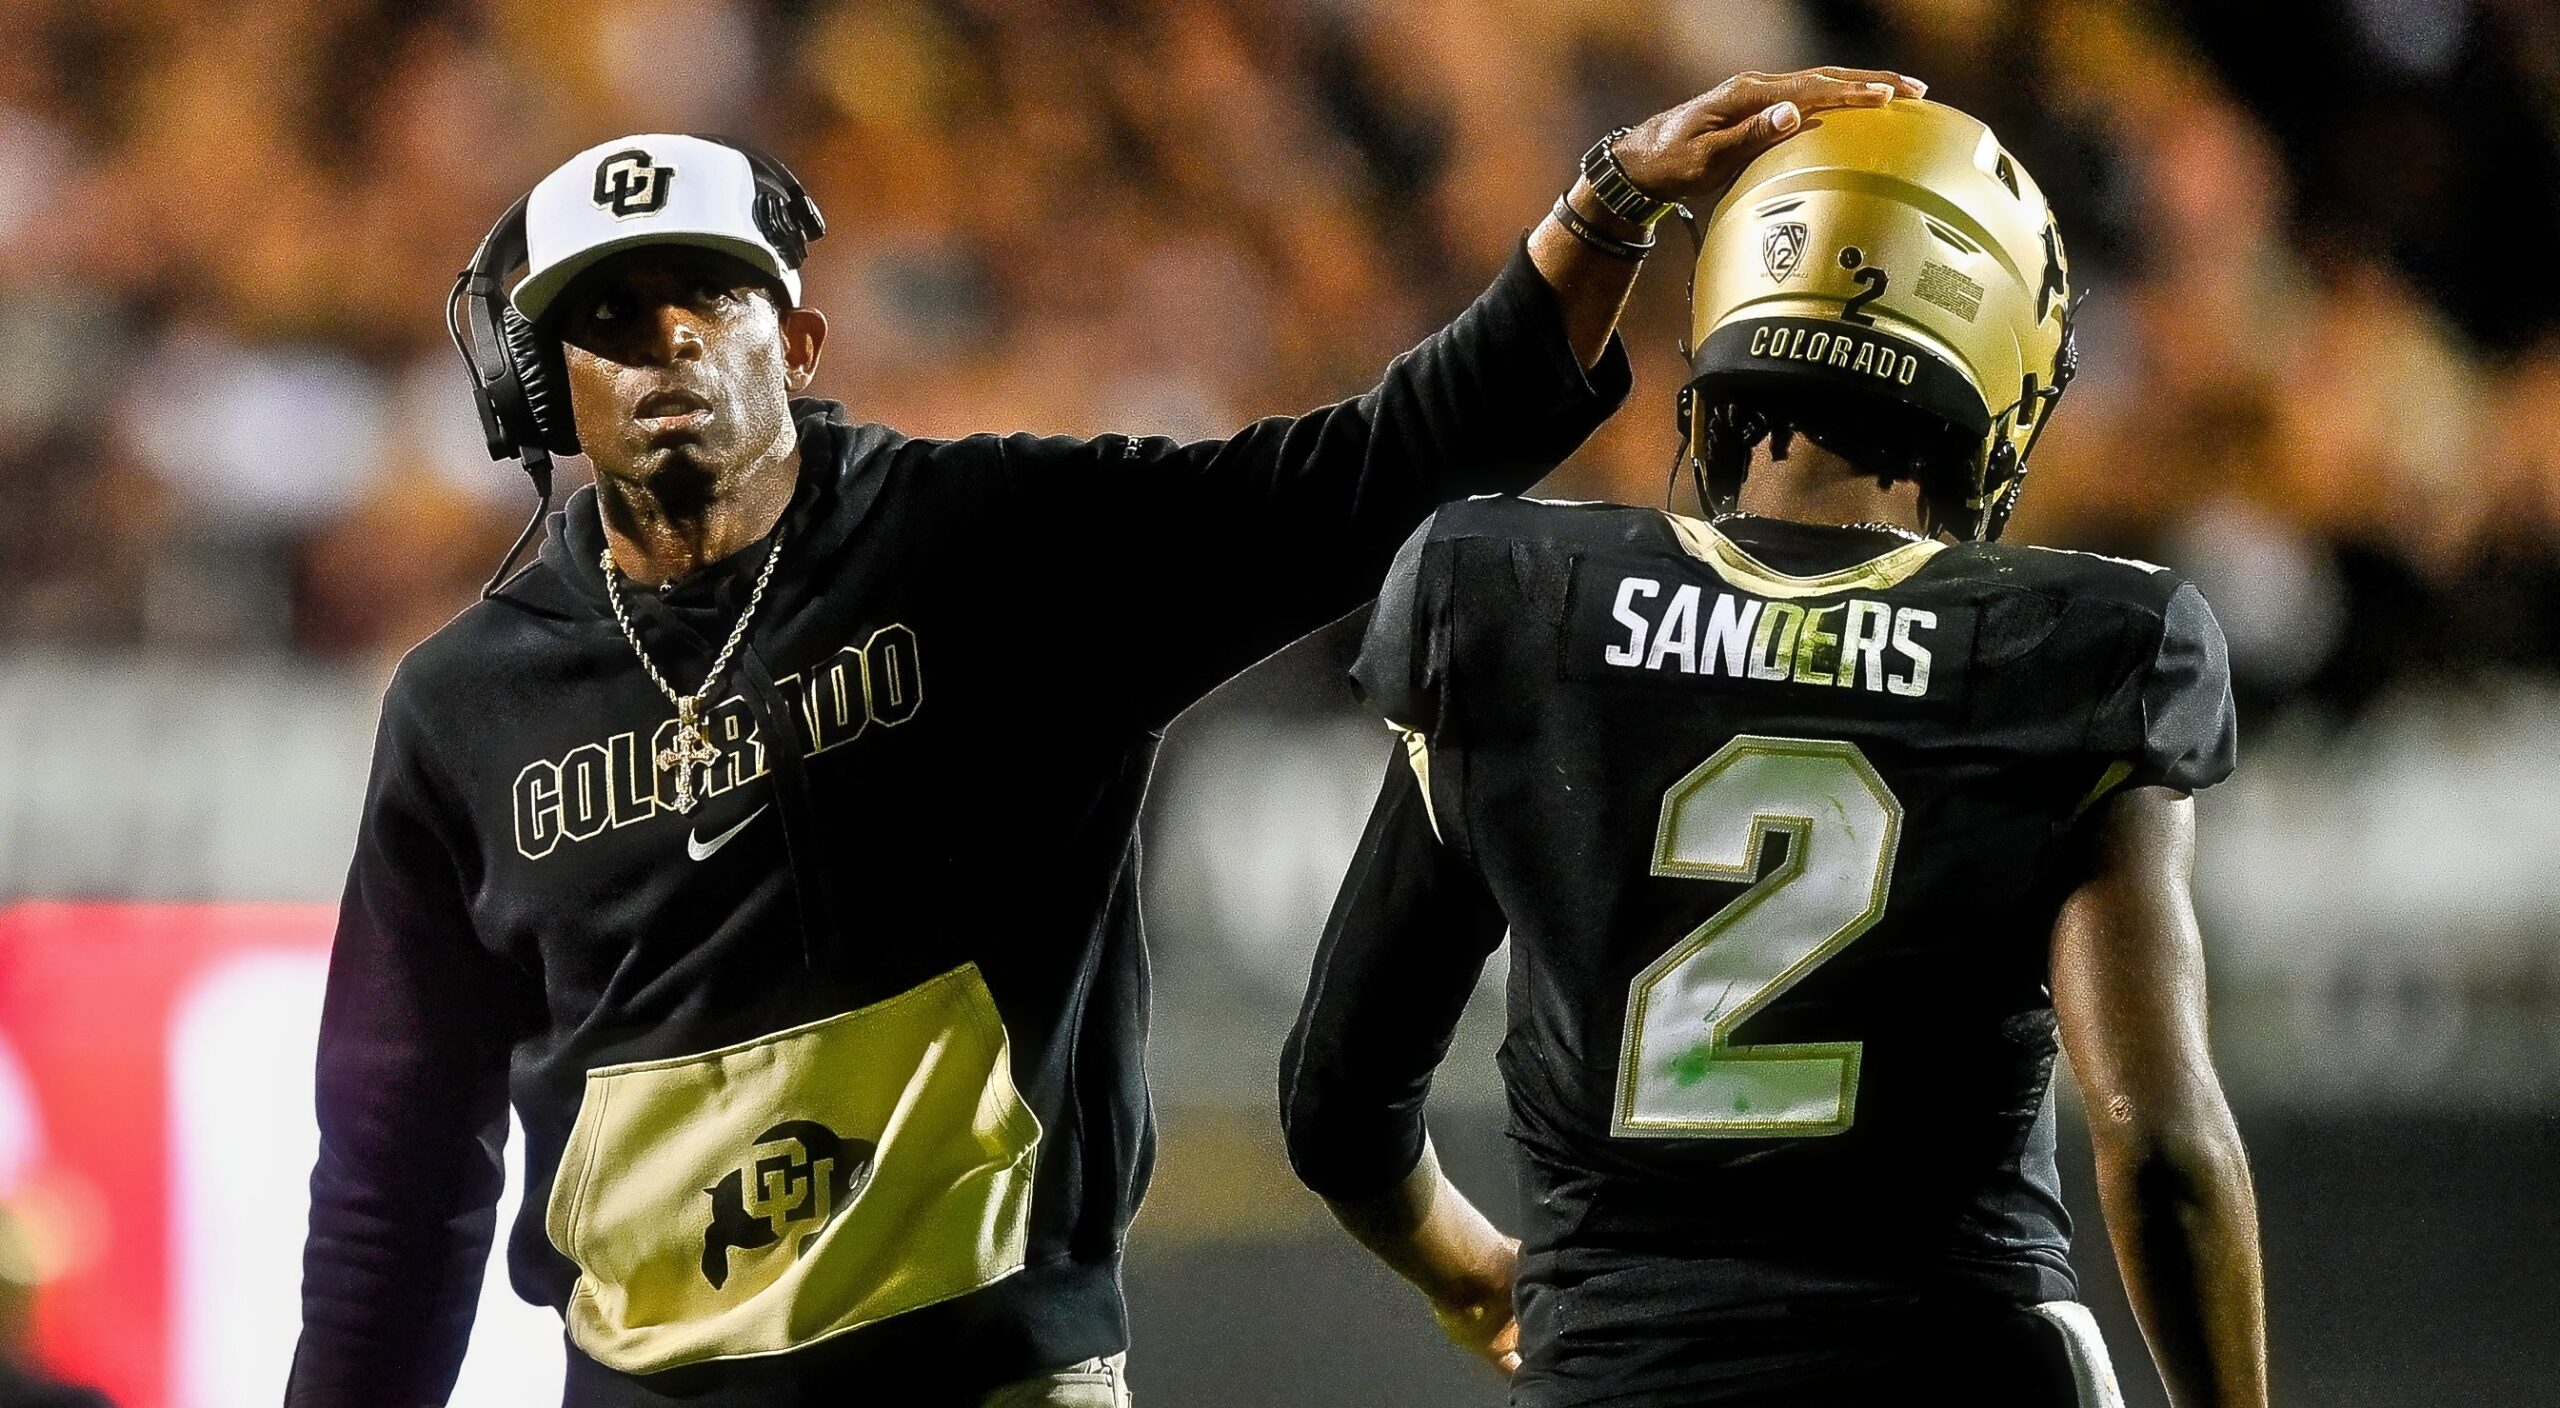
[1681,98,2078,541]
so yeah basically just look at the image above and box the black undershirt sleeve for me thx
[288,682,533,1406]
[1281,756,1508,1202]
[1347,516,1441,732]
[2131,582,2238,792]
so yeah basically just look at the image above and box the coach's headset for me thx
[1675,98,2081,543]
[446,135,826,595]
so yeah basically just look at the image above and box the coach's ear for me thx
[782,306,827,392]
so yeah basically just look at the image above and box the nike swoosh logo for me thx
[687,805,769,862]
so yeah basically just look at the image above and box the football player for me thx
[1282,99,2269,1407]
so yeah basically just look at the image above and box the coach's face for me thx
[554,246,827,485]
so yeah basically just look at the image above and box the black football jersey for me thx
[1282,496,2235,1360]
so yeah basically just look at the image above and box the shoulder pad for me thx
[1941,540,2188,613]
[1425,495,1673,557]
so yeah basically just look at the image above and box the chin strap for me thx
[1961,287,2086,542]
[1668,204,1719,518]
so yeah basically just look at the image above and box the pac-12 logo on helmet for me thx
[593,149,675,218]
[1763,221,1808,281]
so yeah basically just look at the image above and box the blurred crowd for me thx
[0,0,2555,721]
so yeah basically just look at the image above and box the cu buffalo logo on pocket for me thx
[699,1119,877,1289]
[593,148,675,218]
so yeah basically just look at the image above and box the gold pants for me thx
[978,1355,1130,1408]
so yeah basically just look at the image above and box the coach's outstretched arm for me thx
[2053,787,2270,1408]
[1006,68,1924,727]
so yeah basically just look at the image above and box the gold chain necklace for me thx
[600,527,785,814]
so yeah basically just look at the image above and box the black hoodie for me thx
[288,246,1629,1407]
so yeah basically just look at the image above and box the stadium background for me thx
[1,0,2555,1403]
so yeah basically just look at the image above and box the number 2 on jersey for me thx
[1613,736,1902,1138]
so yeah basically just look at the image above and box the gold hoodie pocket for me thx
[546,963,1041,1373]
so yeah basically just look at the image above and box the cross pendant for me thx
[656,701,723,814]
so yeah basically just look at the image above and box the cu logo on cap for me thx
[594,149,674,218]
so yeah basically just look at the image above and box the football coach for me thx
[289,66,1923,1408]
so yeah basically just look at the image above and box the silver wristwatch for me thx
[1579,127,1682,228]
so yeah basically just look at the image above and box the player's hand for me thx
[1426,1234,1522,1377]
[1612,67,1927,210]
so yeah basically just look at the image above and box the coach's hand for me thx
[1615,67,1926,210]
[1533,67,1924,367]
[1427,1233,1522,1377]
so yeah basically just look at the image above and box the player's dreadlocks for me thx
[1677,384,1988,539]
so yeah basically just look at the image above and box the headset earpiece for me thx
[449,194,578,463]
[447,194,565,596]
[499,303,579,456]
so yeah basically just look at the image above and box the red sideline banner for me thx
[0,904,560,1408]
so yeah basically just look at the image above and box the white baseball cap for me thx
[510,133,804,324]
